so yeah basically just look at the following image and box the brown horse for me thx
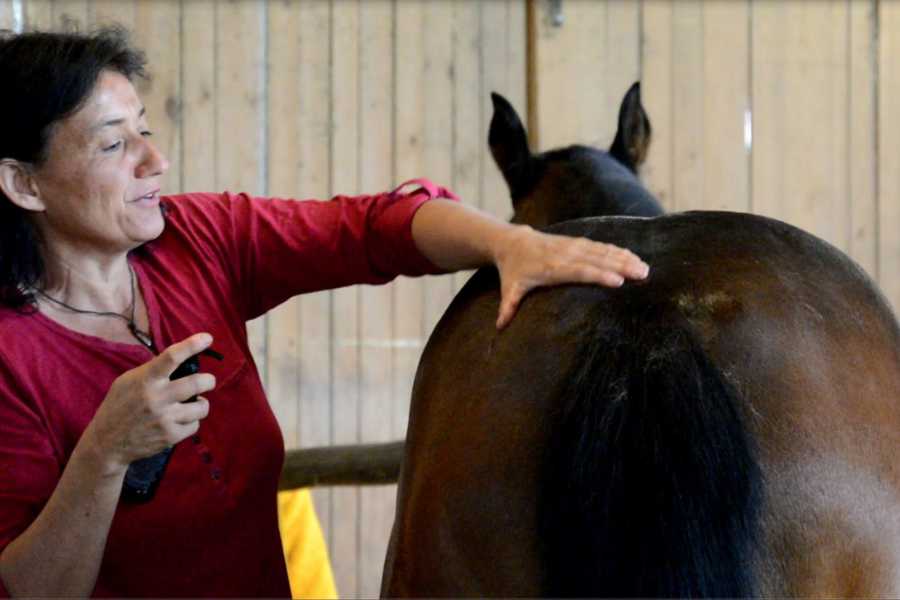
[382,83,900,597]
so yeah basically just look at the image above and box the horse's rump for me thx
[384,210,900,597]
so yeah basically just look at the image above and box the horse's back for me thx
[384,211,900,597]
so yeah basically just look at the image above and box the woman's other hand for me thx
[492,225,649,330]
[83,333,217,475]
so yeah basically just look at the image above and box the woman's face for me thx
[31,69,170,256]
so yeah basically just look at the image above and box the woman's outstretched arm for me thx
[410,199,650,329]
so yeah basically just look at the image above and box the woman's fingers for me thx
[166,373,217,404]
[172,397,210,426]
[147,332,214,381]
[496,283,524,330]
[494,229,650,330]
[577,239,648,281]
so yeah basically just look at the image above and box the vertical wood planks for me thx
[54,0,87,30]
[702,0,750,212]
[450,1,481,294]
[605,0,641,145]
[641,0,674,209]
[749,0,785,221]
[265,0,336,580]
[392,0,425,442]
[330,1,361,595]
[670,0,703,213]
[0,1,14,30]
[293,0,335,549]
[216,0,268,383]
[480,0,527,221]
[134,1,182,200]
[90,0,134,29]
[532,0,608,150]
[357,1,394,596]
[753,1,850,249]
[23,0,52,30]
[848,0,877,277]
[421,0,455,334]
[180,0,216,193]
[642,0,744,214]
[532,0,640,152]
[266,0,304,460]
[880,0,900,310]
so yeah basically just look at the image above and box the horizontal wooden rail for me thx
[278,440,405,490]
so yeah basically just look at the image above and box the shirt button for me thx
[192,435,201,444]
[201,451,213,464]
[210,467,222,480]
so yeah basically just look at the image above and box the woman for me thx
[0,28,648,597]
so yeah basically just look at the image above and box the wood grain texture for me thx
[880,0,900,311]
[848,0,877,278]
[216,0,268,383]
[329,1,361,595]
[357,1,395,596]
[702,0,749,212]
[641,0,675,210]
[421,0,456,334]
[752,1,850,252]
[0,0,15,30]
[134,0,182,201]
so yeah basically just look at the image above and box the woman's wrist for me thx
[488,223,534,270]
[74,425,129,480]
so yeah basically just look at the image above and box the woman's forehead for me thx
[70,71,144,133]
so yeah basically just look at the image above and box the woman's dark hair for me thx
[0,27,147,308]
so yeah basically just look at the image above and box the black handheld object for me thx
[120,347,224,503]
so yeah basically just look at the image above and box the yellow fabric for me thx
[278,489,338,599]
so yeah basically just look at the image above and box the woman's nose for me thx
[135,137,170,179]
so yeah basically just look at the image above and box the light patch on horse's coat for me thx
[675,291,738,319]
[761,455,900,596]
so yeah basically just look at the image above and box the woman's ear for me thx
[0,159,45,212]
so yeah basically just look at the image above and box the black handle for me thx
[120,350,222,503]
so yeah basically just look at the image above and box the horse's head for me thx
[489,82,664,227]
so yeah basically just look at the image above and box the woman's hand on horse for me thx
[493,226,649,330]
[81,333,217,475]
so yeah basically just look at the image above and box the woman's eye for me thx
[141,130,154,138]
[103,141,122,153]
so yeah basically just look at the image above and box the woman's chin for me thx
[126,210,166,245]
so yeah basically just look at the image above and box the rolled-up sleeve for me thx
[364,179,460,279]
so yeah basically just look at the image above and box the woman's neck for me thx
[38,246,133,315]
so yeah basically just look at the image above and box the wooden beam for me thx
[279,441,404,490]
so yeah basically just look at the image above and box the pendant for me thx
[128,323,157,353]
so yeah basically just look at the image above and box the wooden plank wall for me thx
[10,1,524,597]
[10,0,900,597]
[0,0,17,30]
[533,0,897,314]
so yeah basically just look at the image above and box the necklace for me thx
[33,262,157,353]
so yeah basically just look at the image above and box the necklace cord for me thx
[33,262,157,352]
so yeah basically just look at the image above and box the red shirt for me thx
[0,180,456,597]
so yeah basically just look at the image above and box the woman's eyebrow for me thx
[90,106,147,133]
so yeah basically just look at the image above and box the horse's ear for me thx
[489,92,532,199]
[609,82,651,173]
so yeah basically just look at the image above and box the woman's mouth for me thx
[132,190,160,204]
